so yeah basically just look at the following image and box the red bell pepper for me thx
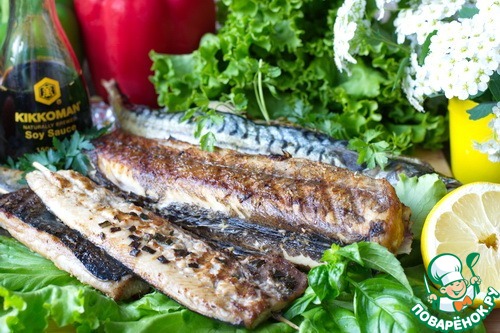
[74,0,216,107]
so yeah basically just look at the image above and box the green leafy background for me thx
[151,0,449,166]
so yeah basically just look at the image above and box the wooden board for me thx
[414,149,453,177]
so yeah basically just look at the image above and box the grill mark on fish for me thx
[103,81,460,190]
[90,130,410,254]
[26,166,307,328]
[92,170,329,267]
[0,188,149,300]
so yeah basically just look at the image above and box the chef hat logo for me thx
[428,253,464,286]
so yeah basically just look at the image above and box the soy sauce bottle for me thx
[0,0,92,162]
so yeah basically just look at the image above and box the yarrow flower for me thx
[333,0,500,160]
[393,0,467,45]
[333,0,368,74]
[401,1,500,111]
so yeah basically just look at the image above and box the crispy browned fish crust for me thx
[26,167,307,328]
[0,189,149,300]
[91,131,410,253]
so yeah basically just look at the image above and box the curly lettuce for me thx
[0,236,291,333]
[151,0,448,168]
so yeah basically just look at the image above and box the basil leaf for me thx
[299,307,350,333]
[309,265,339,301]
[283,288,317,319]
[338,242,413,293]
[335,243,363,265]
[329,307,361,333]
[351,278,427,333]
[298,306,360,333]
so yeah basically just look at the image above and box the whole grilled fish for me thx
[0,188,149,300]
[26,165,307,328]
[90,130,411,254]
[103,80,460,190]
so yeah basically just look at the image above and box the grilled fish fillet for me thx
[90,130,411,253]
[92,172,330,268]
[0,189,149,300]
[25,166,307,328]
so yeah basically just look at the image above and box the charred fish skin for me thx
[90,131,410,254]
[26,167,307,328]
[104,80,460,190]
[0,188,149,300]
[91,171,330,268]
[159,202,330,268]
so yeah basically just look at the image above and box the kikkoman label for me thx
[15,101,82,123]
[412,252,498,332]
[34,77,62,105]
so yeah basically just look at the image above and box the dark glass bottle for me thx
[0,0,92,162]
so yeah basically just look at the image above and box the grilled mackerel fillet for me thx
[92,173,330,268]
[0,189,149,300]
[90,131,411,253]
[25,167,307,328]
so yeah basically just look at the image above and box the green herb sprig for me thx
[6,126,109,177]
[284,242,428,332]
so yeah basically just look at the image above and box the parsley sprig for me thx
[7,126,109,177]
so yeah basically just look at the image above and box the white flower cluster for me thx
[333,0,367,74]
[474,102,500,162]
[333,0,400,72]
[332,0,500,160]
[393,0,467,45]
[400,0,500,111]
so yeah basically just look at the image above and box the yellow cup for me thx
[448,98,500,184]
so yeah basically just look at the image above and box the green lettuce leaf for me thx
[0,236,293,332]
[0,236,79,291]
[394,174,447,239]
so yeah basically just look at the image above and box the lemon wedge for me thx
[421,182,500,307]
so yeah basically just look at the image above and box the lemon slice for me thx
[421,182,500,307]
